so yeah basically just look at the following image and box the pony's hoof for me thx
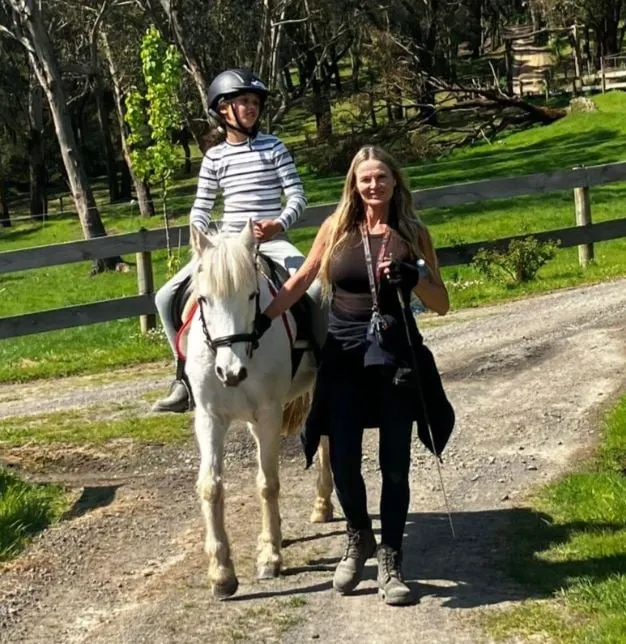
[212,576,239,600]
[257,561,281,579]
[310,504,334,523]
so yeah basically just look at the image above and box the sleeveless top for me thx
[328,228,412,350]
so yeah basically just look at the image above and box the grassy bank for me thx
[0,468,69,560]
[486,394,626,642]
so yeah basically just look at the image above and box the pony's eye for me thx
[248,292,256,301]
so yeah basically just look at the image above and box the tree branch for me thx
[0,23,34,53]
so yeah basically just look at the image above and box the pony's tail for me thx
[282,391,312,437]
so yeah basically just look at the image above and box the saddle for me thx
[173,254,321,377]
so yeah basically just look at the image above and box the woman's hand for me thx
[253,312,272,340]
[384,259,423,289]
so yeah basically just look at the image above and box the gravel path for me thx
[1,278,625,644]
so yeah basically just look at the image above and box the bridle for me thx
[196,248,262,359]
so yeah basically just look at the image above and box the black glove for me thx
[253,312,272,340]
[387,259,423,289]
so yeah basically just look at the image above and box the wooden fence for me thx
[2,160,626,339]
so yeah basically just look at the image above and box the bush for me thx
[301,129,438,175]
[301,133,371,175]
[472,236,560,284]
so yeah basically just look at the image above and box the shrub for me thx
[472,236,560,284]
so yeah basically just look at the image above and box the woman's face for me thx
[220,92,261,130]
[355,159,396,209]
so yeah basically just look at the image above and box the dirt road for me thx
[1,278,625,644]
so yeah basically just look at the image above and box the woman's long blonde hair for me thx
[319,146,427,294]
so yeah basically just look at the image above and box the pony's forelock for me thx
[197,235,257,298]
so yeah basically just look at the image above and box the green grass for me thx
[2,92,626,383]
[0,406,192,446]
[0,468,69,560]
[486,394,626,643]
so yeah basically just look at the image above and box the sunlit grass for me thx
[486,395,626,643]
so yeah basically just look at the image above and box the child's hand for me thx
[253,220,283,241]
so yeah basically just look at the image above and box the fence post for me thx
[600,56,606,93]
[136,228,156,333]
[573,182,594,268]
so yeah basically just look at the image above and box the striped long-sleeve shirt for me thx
[189,133,307,235]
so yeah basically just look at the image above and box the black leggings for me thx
[328,364,414,552]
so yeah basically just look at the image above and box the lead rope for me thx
[395,286,456,539]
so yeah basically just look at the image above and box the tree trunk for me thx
[368,90,377,128]
[351,45,360,92]
[569,25,583,86]
[9,0,120,272]
[93,74,119,203]
[136,180,155,218]
[328,46,342,93]
[89,10,118,204]
[505,39,514,95]
[179,127,192,175]
[0,178,10,228]
[255,0,271,81]
[283,65,294,92]
[28,79,47,221]
[120,159,132,200]
[151,0,211,119]
[102,32,155,218]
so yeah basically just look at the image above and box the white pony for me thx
[185,221,333,599]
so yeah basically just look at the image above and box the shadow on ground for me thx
[229,507,626,608]
[62,484,122,520]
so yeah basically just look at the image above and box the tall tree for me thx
[0,0,120,271]
[101,28,155,218]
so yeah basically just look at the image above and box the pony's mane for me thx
[197,235,257,298]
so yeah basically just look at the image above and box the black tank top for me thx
[329,229,411,322]
[328,229,411,349]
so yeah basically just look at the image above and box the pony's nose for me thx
[216,366,248,387]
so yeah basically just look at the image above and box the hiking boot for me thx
[333,527,377,594]
[152,380,193,413]
[377,545,414,606]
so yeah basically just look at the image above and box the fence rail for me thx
[2,160,626,339]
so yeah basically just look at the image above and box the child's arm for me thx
[255,140,307,241]
[189,153,218,234]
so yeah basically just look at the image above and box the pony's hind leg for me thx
[194,407,238,599]
[310,435,334,523]
[250,408,283,579]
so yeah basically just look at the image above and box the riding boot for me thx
[333,526,377,594]
[377,545,414,606]
[152,359,195,413]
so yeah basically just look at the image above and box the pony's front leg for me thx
[310,435,334,523]
[251,407,283,579]
[194,406,238,599]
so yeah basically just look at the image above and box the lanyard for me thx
[360,223,390,314]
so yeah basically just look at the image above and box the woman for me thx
[255,146,452,606]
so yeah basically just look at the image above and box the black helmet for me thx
[207,68,268,135]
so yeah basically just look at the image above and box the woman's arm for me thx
[264,219,331,320]
[413,227,449,315]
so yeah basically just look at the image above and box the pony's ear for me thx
[239,219,257,251]
[190,225,213,255]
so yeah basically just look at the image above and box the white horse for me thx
[185,221,333,599]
